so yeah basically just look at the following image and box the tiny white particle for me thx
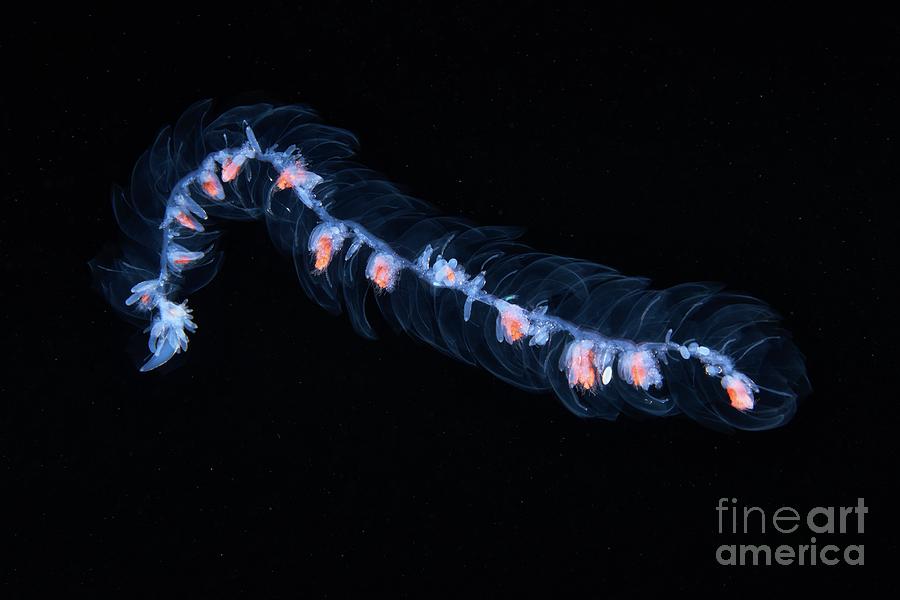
[602,366,613,385]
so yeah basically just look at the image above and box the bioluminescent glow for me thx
[92,101,809,431]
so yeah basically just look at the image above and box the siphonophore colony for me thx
[92,101,809,431]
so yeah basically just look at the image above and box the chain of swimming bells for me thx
[128,123,759,411]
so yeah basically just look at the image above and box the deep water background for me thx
[1,7,894,595]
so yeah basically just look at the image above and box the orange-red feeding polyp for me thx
[276,163,307,190]
[372,263,392,289]
[366,254,397,291]
[314,235,333,271]
[501,312,526,342]
[201,178,221,198]
[221,157,242,182]
[725,377,754,411]
[630,355,648,388]
[175,211,196,230]
[570,348,597,390]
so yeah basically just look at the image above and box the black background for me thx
[2,6,895,596]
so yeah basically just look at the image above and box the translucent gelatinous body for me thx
[91,101,810,431]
